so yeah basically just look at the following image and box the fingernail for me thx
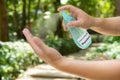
[22,28,26,33]
[57,7,61,11]
[23,28,28,32]
[57,8,60,11]
[22,28,28,34]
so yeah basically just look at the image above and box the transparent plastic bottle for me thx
[60,11,92,49]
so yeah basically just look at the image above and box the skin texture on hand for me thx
[22,28,64,67]
[58,5,95,29]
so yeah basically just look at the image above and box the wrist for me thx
[53,57,69,70]
[91,18,105,28]
[52,56,66,68]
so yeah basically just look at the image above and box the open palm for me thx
[23,28,64,67]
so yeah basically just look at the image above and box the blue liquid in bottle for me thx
[60,11,92,49]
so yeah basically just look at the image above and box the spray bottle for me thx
[60,11,92,49]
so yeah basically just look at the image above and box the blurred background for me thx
[0,0,120,80]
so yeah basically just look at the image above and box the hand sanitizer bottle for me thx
[60,11,92,49]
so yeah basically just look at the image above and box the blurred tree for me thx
[114,0,120,16]
[0,0,9,41]
[17,0,27,39]
[5,0,115,40]
[34,0,40,21]
[28,0,31,24]
[67,0,114,17]
[53,0,64,38]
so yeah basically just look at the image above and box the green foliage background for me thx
[7,0,115,40]
[0,41,42,80]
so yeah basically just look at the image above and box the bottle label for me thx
[77,32,91,46]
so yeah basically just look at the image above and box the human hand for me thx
[22,28,65,67]
[58,5,95,29]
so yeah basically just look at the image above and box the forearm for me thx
[91,17,120,36]
[56,58,120,80]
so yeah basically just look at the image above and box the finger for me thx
[62,20,67,31]
[23,28,33,41]
[23,29,50,63]
[68,21,80,27]
[32,37,60,64]
[58,5,77,13]
[33,37,48,52]
[22,28,43,55]
[70,12,78,18]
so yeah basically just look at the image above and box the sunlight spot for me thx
[60,0,68,4]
